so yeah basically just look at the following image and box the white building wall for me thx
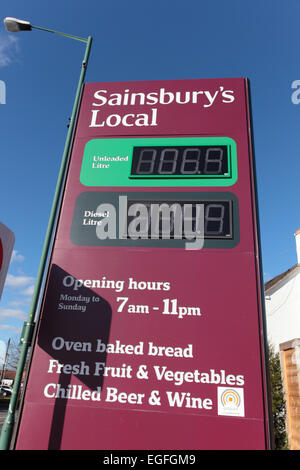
[265,269,300,351]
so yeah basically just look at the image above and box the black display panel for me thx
[130,145,229,177]
[70,191,239,249]
[126,199,232,239]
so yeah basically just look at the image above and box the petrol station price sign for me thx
[14,78,271,450]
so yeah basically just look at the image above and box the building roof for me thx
[264,264,299,292]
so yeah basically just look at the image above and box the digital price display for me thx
[14,79,271,451]
[80,136,237,187]
[126,199,232,238]
[130,145,228,177]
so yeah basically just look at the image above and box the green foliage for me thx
[268,343,288,449]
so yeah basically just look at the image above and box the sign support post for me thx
[0,20,92,450]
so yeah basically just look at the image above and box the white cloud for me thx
[9,300,26,307]
[0,34,19,67]
[5,274,35,288]
[10,250,25,263]
[0,307,27,321]
[0,324,22,334]
[21,285,35,296]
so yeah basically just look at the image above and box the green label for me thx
[80,137,237,187]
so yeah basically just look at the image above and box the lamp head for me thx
[4,17,31,32]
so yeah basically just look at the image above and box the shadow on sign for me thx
[36,264,112,449]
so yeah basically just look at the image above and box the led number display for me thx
[126,199,232,239]
[131,146,228,177]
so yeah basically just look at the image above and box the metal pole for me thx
[0,32,92,451]
[31,24,88,43]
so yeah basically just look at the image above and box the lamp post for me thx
[0,18,92,450]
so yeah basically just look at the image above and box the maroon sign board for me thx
[14,78,271,450]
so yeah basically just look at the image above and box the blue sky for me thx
[0,0,299,349]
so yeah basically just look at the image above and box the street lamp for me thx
[3,17,32,32]
[0,17,92,450]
